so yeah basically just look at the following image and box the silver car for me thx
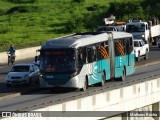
[6,63,39,87]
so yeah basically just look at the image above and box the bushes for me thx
[65,10,107,33]
[108,1,145,21]
[5,6,40,14]
[0,0,160,52]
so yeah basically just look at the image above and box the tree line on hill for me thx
[66,0,160,32]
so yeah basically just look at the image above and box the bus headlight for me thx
[39,73,43,77]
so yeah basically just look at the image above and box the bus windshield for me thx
[126,23,145,32]
[40,48,76,73]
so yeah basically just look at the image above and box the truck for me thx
[126,18,160,45]
[103,15,126,32]
[133,39,149,61]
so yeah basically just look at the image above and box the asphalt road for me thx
[0,59,160,111]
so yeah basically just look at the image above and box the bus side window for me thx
[97,44,102,60]
[129,38,133,52]
[86,47,92,63]
[82,47,87,64]
[115,41,120,56]
[122,39,126,55]
[126,39,130,54]
[78,48,83,66]
[92,45,97,61]
[105,41,109,58]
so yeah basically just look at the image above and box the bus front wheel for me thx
[80,78,88,91]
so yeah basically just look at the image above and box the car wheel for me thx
[28,78,32,85]
[144,50,148,60]
[136,52,140,61]
[6,84,11,87]
[36,78,39,85]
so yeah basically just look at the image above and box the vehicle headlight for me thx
[39,73,43,77]
[6,75,10,79]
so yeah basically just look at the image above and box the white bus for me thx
[39,32,135,91]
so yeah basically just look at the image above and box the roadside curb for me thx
[136,59,160,68]
[0,85,40,100]
[0,92,21,100]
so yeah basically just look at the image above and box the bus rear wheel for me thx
[100,72,105,86]
[120,70,126,81]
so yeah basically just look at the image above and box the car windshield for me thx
[134,41,139,47]
[40,48,76,73]
[11,66,30,72]
[126,23,145,32]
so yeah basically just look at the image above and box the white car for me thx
[6,63,39,87]
[158,39,160,48]
[134,39,149,61]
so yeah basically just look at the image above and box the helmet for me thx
[10,45,13,48]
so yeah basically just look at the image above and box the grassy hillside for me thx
[0,0,159,51]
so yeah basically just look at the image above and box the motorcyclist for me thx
[8,45,15,56]
[7,45,15,65]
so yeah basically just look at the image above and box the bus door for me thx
[86,46,95,84]
[114,39,124,77]
[126,38,134,75]
[108,33,115,78]
[94,44,102,83]
[126,39,130,66]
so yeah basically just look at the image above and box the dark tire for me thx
[136,52,140,61]
[120,69,126,81]
[36,78,39,85]
[28,78,32,85]
[7,84,11,87]
[80,78,88,91]
[144,50,148,60]
[100,72,105,86]
[50,88,57,92]
[36,79,40,85]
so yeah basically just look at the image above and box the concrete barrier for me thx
[0,46,40,64]
[1,77,160,120]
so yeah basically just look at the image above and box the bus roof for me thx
[41,32,132,49]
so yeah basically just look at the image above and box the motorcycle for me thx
[8,53,15,65]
